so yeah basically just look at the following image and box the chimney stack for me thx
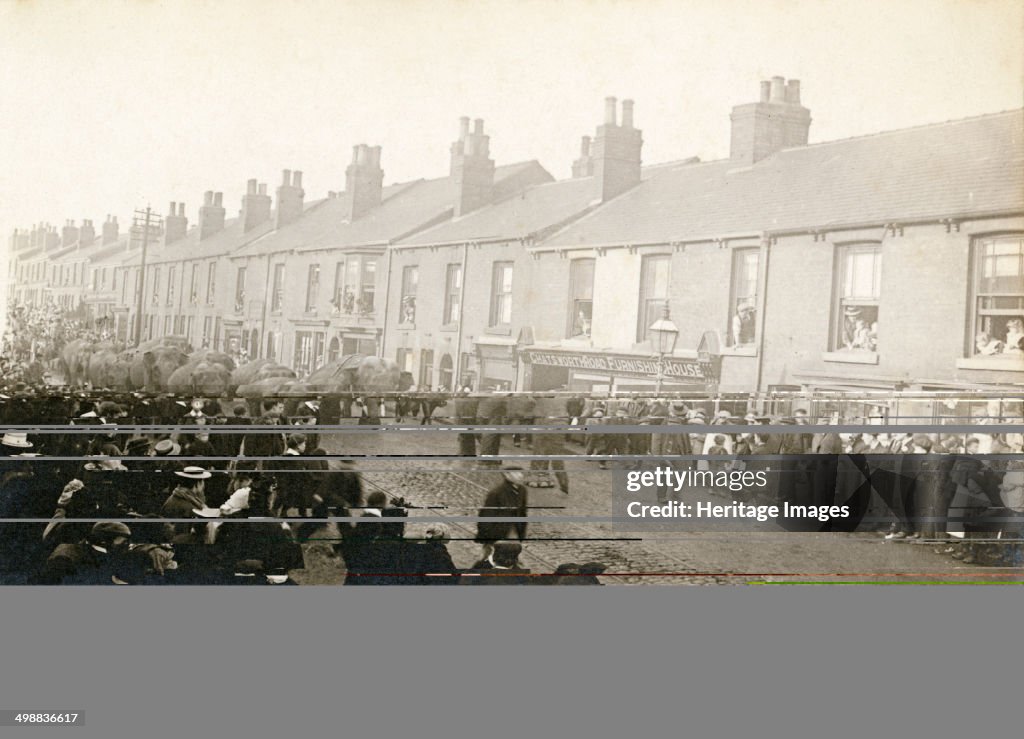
[164,201,189,244]
[275,168,305,229]
[78,219,96,246]
[344,144,384,221]
[61,219,80,248]
[198,190,226,240]
[571,135,594,178]
[449,117,495,217]
[102,215,119,245]
[621,99,634,129]
[241,177,272,232]
[729,75,811,165]
[590,97,643,201]
[45,225,60,250]
[604,97,617,125]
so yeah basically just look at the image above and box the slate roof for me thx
[397,158,702,247]
[232,160,549,258]
[541,110,1024,247]
[399,175,598,246]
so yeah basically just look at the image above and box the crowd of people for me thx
[0,392,616,585]
[1,377,1022,582]
[1,299,112,387]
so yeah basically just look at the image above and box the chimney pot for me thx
[459,116,470,137]
[178,203,185,216]
[282,169,291,186]
[214,192,223,207]
[760,81,771,102]
[204,190,214,206]
[785,79,801,104]
[292,171,302,188]
[621,99,634,129]
[357,144,369,165]
[169,201,176,215]
[258,183,267,195]
[473,118,484,134]
[370,146,382,167]
[247,179,257,194]
[604,97,617,125]
[770,76,785,102]
[581,135,591,156]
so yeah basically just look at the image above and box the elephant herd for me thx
[57,336,410,397]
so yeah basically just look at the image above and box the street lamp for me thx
[648,301,679,394]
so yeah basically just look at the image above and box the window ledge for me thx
[720,346,758,358]
[822,350,880,365]
[440,323,459,333]
[486,326,512,336]
[956,356,1024,372]
[397,322,417,331]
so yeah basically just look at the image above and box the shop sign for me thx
[523,350,717,380]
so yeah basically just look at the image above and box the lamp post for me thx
[648,301,679,394]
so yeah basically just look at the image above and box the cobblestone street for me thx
[288,428,1024,584]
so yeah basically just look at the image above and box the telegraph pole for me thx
[131,207,162,347]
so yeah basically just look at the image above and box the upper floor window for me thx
[728,248,759,347]
[305,263,320,313]
[637,255,670,342]
[444,263,462,325]
[206,263,216,305]
[151,266,161,305]
[567,258,595,339]
[271,264,285,312]
[190,264,199,304]
[333,255,377,315]
[167,265,177,306]
[971,235,1024,356]
[235,266,246,313]
[832,244,881,353]
[490,261,513,327]
[400,265,418,324]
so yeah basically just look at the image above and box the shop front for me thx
[475,340,517,391]
[520,347,720,394]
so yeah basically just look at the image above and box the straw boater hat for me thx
[174,466,212,480]
[1,432,33,449]
[154,439,181,456]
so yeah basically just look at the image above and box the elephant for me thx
[186,350,236,373]
[60,339,94,387]
[128,346,190,392]
[231,360,295,386]
[135,335,194,354]
[305,355,408,392]
[166,360,233,397]
[86,349,133,390]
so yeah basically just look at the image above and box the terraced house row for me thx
[8,77,1024,394]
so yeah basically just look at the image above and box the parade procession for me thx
[3,76,1023,585]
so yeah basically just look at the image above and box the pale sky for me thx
[2,0,1022,328]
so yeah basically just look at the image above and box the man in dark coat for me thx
[453,390,480,458]
[403,524,460,585]
[476,392,508,466]
[463,541,531,585]
[475,468,528,553]
[241,400,286,465]
[35,522,174,585]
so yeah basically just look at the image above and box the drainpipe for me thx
[259,255,271,359]
[454,242,469,388]
[754,232,771,395]
[380,246,394,358]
